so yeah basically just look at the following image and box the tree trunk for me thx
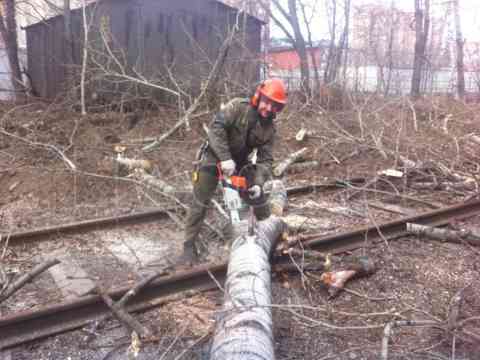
[324,0,337,84]
[287,0,310,97]
[341,0,351,84]
[411,0,430,98]
[384,0,396,96]
[453,0,465,100]
[299,2,321,97]
[210,183,288,360]
[273,147,307,177]
[0,0,25,98]
[63,0,75,93]
[407,223,480,246]
[210,218,287,359]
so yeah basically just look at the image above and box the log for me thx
[210,181,288,360]
[132,168,175,193]
[273,147,308,177]
[265,180,288,216]
[406,223,480,246]
[398,155,422,170]
[114,156,153,174]
[319,256,376,298]
[284,248,331,264]
[295,128,317,142]
[210,217,287,359]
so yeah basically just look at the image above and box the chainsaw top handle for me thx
[217,163,248,192]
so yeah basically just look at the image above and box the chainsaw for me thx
[217,164,256,235]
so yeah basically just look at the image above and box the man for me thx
[182,78,287,262]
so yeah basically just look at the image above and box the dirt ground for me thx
[1,96,480,359]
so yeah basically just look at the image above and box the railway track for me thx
[1,197,480,349]
[2,180,360,246]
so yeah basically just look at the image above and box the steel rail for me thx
[2,208,177,244]
[304,197,480,252]
[2,180,363,245]
[0,263,227,350]
[2,198,479,349]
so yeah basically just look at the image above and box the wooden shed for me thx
[24,0,263,100]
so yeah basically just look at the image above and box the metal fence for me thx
[270,65,480,96]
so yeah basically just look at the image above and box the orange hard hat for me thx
[251,78,287,108]
[259,78,287,104]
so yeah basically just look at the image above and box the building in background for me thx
[24,0,263,99]
[220,0,270,49]
[266,42,329,90]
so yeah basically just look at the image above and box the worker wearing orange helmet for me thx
[181,78,287,263]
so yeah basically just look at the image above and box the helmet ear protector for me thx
[250,82,265,108]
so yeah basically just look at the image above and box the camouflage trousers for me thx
[184,165,270,250]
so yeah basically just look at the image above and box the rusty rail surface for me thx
[2,179,362,245]
[2,207,177,244]
[2,197,479,349]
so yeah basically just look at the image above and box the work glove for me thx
[248,185,262,200]
[220,159,236,176]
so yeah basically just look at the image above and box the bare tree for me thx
[384,0,397,96]
[324,0,337,84]
[341,0,351,83]
[453,0,465,100]
[0,0,25,98]
[299,0,321,97]
[324,0,350,85]
[411,0,430,98]
[260,0,311,97]
[63,0,74,93]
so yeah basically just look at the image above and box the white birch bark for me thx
[210,181,288,360]
[407,223,480,246]
[273,147,308,177]
[114,157,153,173]
[210,217,286,359]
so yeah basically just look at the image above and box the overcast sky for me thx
[270,0,480,43]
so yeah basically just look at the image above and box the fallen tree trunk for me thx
[210,182,288,360]
[210,217,287,359]
[319,256,376,298]
[406,223,480,246]
[266,180,288,216]
[273,147,308,177]
[114,156,153,174]
[295,128,317,142]
[133,168,175,193]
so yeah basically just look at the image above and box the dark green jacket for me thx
[203,98,276,183]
